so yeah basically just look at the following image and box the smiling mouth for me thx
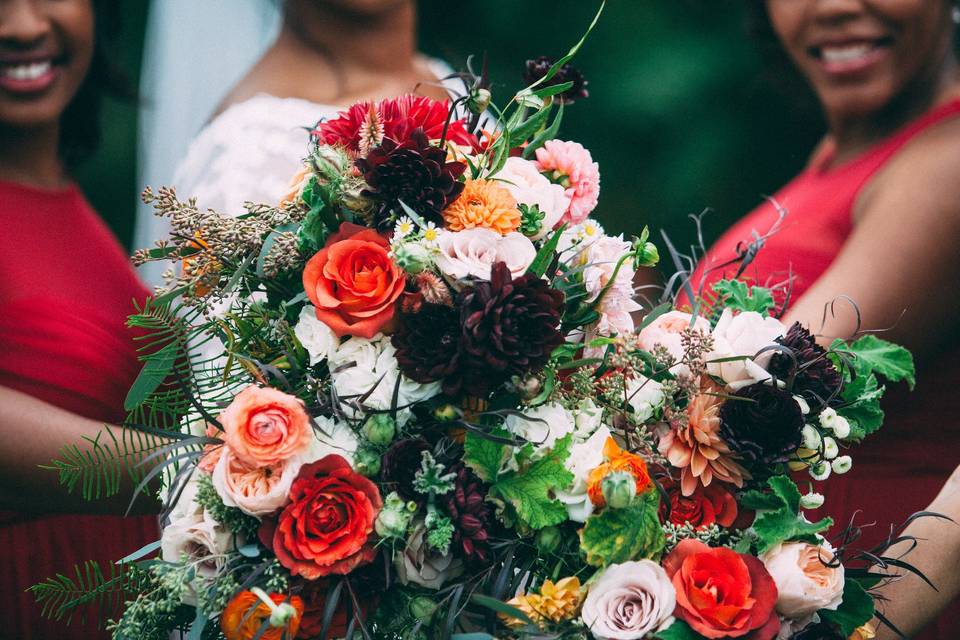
[808,38,893,74]
[1,60,53,81]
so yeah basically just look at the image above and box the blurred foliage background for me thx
[81,1,824,268]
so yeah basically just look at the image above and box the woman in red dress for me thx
[690,2,960,638]
[0,1,157,638]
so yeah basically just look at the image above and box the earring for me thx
[954,4,960,23]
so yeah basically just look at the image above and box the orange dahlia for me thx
[441,178,520,235]
[658,384,750,496]
[221,591,303,640]
[586,437,652,507]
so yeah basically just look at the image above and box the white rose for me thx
[761,541,844,619]
[505,402,575,450]
[294,305,339,365]
[496,157,570,239]
[306,415,360,465]
[212,448,302,517]
[708,308,787,390]
[581,560,676,639]
[161,511,234,579]
[573,399,605,440]
[556,425,611,522]
[625,376,665,423]
[434,228,536,283]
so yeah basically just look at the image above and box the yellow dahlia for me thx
[441,178,520,235]
[501,577,583,628]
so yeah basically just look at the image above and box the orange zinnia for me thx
[441,178,520,235]
[221,591,303,640]
[586,437,652,507]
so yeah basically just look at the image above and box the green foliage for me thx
[711,279,775,315]
[490,434,574,530]
[425,511,456,555]
[518,203,546,237]
[837,373,885,441]
[750,476,832,554]
[413,451,457,496]
[820,580,875,637]
[29,560,148,627]
[655,619,707,640]
[526,224,566,278]
[463,430,507,482]
[833,334,916,389]
[195,473,260,539]
[580,489,665,566]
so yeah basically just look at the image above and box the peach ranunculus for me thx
[279,163,313,207]
[220,385,312,468]
[302,222,406,338]
[441,178,521,235]
[760,541,845,619]
[212,447,303,517]
[221,591,303,640]
[637,310,712,376]
[586,437,652,508]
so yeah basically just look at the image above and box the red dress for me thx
[692,99,960,639]
[0,181,158,639]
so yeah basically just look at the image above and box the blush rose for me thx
[220,385,312,468]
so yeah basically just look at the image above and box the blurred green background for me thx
[81,1,824,266]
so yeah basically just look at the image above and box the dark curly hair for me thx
[60,0,133,165]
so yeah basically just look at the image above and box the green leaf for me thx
[509,103,553,143]
[711,279,775,315]
[636,302,674,333]
[490,434,573,530]
[29,560,146,627]
[522,101,565,159]
[834,334,915,389]
[469,595,536,627]
[820,580,874,637]
[738,489,784,511]
[124,342,178,411]
[526,224,566,278]
[463,430,507,483]
[654,619,707,640]
[580,490,665,567]
[837,373,885,440]
[750,476,833,554]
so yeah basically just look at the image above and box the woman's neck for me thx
[0,123,66,188]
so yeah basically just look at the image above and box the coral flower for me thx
[658,385,749,496]
[220,385,312,468]
[534,139,600,225]
[441,178,521,235]
[587,437,652,507]
[221,591,303,640]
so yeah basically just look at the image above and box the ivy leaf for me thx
[490,434,573,530]
[654,620,707,640]
[463,430,507,483]
[837,373,885,441]
[580,490,665,567]
[711,279,775,315]
[751,476,833,554]
[832,335,915,389]
[819,580,874,637]
[738,489,784,511]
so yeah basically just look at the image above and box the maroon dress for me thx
[690,99,960,639]
[0,181,158,639]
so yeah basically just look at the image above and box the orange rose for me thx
[221,591,303,640]
[280,163,313,207]
[302,222,405,338]
[221,386,312,467]
[586,436,652,507]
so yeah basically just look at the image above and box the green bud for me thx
[408,596,438,623]
[353,446,382,477]
[363,413,396,446]
[269,602,298,628]
[392,242,432,275]
[433,403,461,423]
[633,239,660,268]
[375,492,414,538]
[467,87,492,115]
[601,471,637,509]
[535,525,562,555]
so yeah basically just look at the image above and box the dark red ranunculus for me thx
[658,475,738,530]
[295,579,378,639]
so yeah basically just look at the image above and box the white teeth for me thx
[821,44,873,63]
[1,61,52,81]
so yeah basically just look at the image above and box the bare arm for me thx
[784,119,960,360]
[0,385,158,515]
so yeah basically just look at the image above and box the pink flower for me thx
[434,228,536,284]
[220,386,312,468]
[581,234,639,337]
[495,157,570,239]
[638,311,712,376]
[534,140,600,225]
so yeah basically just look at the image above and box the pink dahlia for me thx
[534,140,600,224]
[314,95,478,153]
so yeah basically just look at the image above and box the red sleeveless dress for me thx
[0,181,158,639]
[691,99,960,639]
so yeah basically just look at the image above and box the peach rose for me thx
[760,541,845,619]
[637,310,711,376]
[220,386,312,467]
[212,448,303,517]
[302,222,405,338]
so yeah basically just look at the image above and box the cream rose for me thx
[505,402,575,450]
[708,308,787,390]
[294,304,339,365]
[637,310,712,377]
[495,157,570,239]
[434,228,536,283]
[160,511,234,579]
[306,415,360,466]
[556,425,611,522]
[212,447,302,517]
[760,541,845,619]
[581,560,676,639]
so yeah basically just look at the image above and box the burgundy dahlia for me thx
[458,262,565,395]
[523,56,589,104]
[442,463,494,563]
[768,322,843,410]
[392,302,462,395]
[355,128,466,230]
[719,382,804,470]
[381,438,431,502]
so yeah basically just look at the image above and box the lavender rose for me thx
[581,560,676,639]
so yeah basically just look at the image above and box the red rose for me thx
[658,475,738,529]
[264,455,382,579]
[302,222,405,338]
[663,540,779,640]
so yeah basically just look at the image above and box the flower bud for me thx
[375,492,414,539]
[794,395,811,415]
[809,461,832,481]
[800,492,825,509]
[831,415,851,439]
[601,471,637,509]
[433,403,461,423]
[269,602,298,628]
[535,526,562,555]
[832,455,853,475]
[363,413,396,446]
[353,446,382,477]
[633,240,660,268]
[822,437,839,460]
[801,425,822,451]
[819,407,838,429]
[392,242,432,275]
[409,596,438,622]
[468,87,492,114]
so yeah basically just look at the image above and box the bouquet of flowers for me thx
[33,13,924,640]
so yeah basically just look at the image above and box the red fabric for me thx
[0,181,158,639]
[691,99,960,639]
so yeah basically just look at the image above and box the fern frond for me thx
[29,560,147,627]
